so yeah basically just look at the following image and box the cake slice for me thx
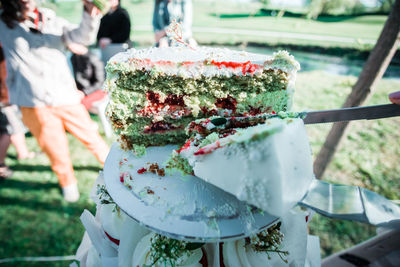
[167,114,314,217]
[105,47,299,154]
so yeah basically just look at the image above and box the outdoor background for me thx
[0,0,399,266]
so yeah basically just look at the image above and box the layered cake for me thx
[105,47,300,154]
[167,113,314,217]
[74,47,321,267]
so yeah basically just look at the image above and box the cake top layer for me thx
[106,46,300,78]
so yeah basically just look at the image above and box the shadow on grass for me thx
[0,195,91,215]
[73,165,102,172]
[211,8,388,22]
[0,179,58,190]
[8,164,101,172]
[8,164,53,172]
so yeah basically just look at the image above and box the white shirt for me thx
[0,8,100,107]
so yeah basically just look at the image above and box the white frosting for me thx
[223,209,310,267]
[111,47,268,64]
[85,246,102,267]
[107,47,299,78]
[223,238,289,267]
[192,118,314,217]
[118,216,150,267]
[100,204,127,241]
[131,233,203,267]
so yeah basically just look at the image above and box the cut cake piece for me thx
[167,114,314,217]
[104,47,300,154]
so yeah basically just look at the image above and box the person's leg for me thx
[0,133,11,165]
[0,108,12,179]
[20,107,77,188]
[10,133,35,160]
[54,104,109,165]
[0,133,12,179]
[3,105,35,160]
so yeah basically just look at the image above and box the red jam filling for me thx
[143,121,181,134]
[139,91,188,116]
[200,247,208,267]
[210,60,260,75]
[194,141,222,156]
[164,94,185,106]
[131,58,261,76]
[137,167,147,174]
[248,106,273,116]
[104,231,120,246]
[177,139,192,153]
[215,96,237,112]
[200,106,218,116]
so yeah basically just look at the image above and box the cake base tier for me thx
[103,143,278,242]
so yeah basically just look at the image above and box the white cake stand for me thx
[103,143,279,242]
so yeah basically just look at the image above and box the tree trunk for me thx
[313,0,400,179]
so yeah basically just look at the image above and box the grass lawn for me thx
[0,116,113,267]
[45,0,388,50]
[0,70,399,265]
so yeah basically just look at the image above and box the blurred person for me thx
[70,45,108,114]
[1,43,36,182]
[68,42,113,138]
[97,0,131,63]
[152,0,197,48]
[0,0,109,201]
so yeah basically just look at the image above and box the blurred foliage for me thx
[306,0,366,19]
[377,0,396,12]
[305,0,395,19]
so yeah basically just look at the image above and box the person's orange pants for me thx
[20,104,109,188]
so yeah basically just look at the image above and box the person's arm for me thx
[62,0,102,47]
[181,0,193,39]
[153,0,167,43]
[152,1,162,33]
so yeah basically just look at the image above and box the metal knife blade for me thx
[303,104,400,124]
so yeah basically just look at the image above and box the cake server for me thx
[299,103,400,227]
[299,179,400,228]
[302,103,400,124]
